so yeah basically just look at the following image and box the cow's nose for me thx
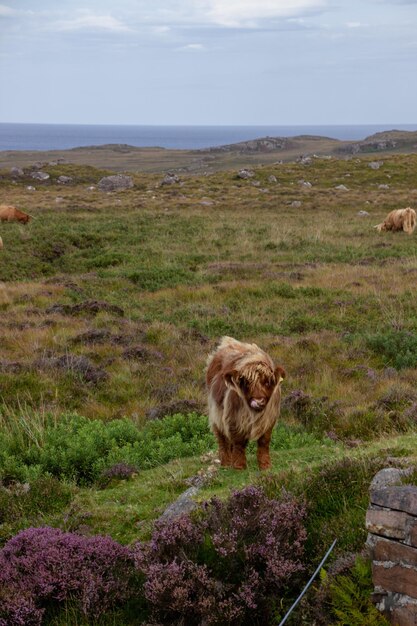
[250,398,266,409]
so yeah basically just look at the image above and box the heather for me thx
[0,527,139,625]
[0,152,417,623]
[0,487,307,625]
[134,485,307,625]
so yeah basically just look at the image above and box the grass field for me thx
[0,151,416,624]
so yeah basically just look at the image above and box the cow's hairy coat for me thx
[375,207,416,235]
[206,336,285,470]
[0,205,31,224]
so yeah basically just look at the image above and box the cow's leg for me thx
[213,425,232,467]
[231,438,248,470]
[257,427,273,470]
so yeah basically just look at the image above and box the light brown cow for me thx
[375,207,416,235]
[0,205,32,224]
[206,336,285,470]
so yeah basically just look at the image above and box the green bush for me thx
[365,330,417,370]
[0,411,330,486]
[0,413,214,485]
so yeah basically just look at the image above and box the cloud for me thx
[53,12,132,33]
[131,0,327,29]
[178,42,205,50]
[202,0,327,27]
[0,4,15,17]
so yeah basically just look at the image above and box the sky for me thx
[0,0,417,125]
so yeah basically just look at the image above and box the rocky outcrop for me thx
[161,172,180,185]
[31,171,50,181]
[237,169,255,179]
[98,174,134,191]
[57,175,73,184]
[367,467,417,626]
[10,167,24,178]
[203,137,292,154]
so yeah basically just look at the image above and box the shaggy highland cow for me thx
[0,205,32,224]
[375,207,416,235]
[206,336,285,470]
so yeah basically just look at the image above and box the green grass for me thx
[0,154,417,623]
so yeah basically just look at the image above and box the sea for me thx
[1,123,417,152]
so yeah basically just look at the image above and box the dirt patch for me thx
[180,328,210,345]
[34,354,108,384]
[46,300,124,317]
[146,399,204,420]
[0,360,26,374]
[152,383,180,403]
[71,329,126,345]
[122,344,164,361]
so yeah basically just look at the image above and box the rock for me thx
[366,508,410,540]
[161,173,180,185]
[31,171,50,181]
[159,486,199,520]
[291,201,302,208]
[369,161,383,170]
[57,175,73,184]
[370,468,412,491]
[55,197,65,204]
[373,563,417,598]
[368,468,417,625]
[298,180,312,188]
[87,186,96,191]
[98,175,134,191]
[297,155,312,165]
[237,169,255,179]
[372,537,417,566]
[371,486,417,516]
[335,184,349,191]
[357,210,370,217]
[200,199,214,206]
[268,175,277,183]
[378,184,390,190]
[251,181,261,187]
[10,167,24,177]
[26,186,36,191]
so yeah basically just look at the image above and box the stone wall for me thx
[366,468,417,626]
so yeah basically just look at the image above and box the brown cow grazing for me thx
[0,205,32,224]
[375,207,416,235]
[206,336,286,470]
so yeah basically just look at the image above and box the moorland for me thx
[0,138,417,625]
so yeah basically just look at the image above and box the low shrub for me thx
[97,462,138,488]
[0,412,214,485]
[260,456,388,556]
[134,486,307,625]
[365,330,417,370]
[0,527,138,624]
[0,411,329,486]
